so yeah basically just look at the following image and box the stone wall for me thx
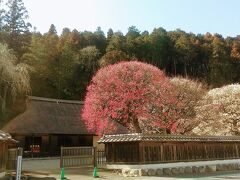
[108,160,240,177]
[121,163,240,177]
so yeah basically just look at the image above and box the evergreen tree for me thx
[0,0,4,30]
[3,0,31,58]
[48,24,57,35]
[107,28,113,41]
[94,27,106,54]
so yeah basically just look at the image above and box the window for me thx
[24,136,42,151]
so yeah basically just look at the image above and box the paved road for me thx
[22,170,240,180]
[22,168,240,180]
[21,159,240,180]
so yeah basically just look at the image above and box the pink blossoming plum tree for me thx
[82,61,180,135]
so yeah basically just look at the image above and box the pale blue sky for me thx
[23,0,240,37]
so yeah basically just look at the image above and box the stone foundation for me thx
[110,159,240,177]
[121,163,240,177]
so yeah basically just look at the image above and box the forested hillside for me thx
[7,26,240,100]
[0,0,240,124]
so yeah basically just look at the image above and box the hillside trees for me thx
[99,50,131,67]
[149,28,171,69]
[82,61,181,135]
[208,35,233,85]
[16,25,240,101]
[23,26,59,98]
[125,26,141,57]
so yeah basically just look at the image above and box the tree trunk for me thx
[184,62,188,77]
[174,59,177,75]
[232,120,240,135]
[1,86,8,120]
[166,128,171,134]
[132,118,142,133]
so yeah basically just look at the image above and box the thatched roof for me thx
[98,133,240,143]
[2,96,128,135]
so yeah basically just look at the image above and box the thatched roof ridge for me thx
[29,96,84,105]
[2,96,128,135]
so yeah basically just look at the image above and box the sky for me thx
[22,0,240,37]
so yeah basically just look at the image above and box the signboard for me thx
[16,156,22,180]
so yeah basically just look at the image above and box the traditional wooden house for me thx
[2,96,128,157]
[0,131,16,177]
[99,133,240,164]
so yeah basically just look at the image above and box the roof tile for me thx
[98,133,240,143]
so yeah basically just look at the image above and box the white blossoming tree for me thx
[170,77,207,134]
[193,84,240,135]
[0,43,30,123]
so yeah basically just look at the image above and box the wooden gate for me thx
[60,147,95,168]
[6,148,23,171]
[96,149,106,168]
[60,147,106,168]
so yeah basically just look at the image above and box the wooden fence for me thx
[105,142,240,164]
[6,148,23,170]
[60,147,106,168]
[140,142,240,163]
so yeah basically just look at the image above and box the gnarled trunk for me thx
[132,118,142,133]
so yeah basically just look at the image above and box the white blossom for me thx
[193,84,240,135]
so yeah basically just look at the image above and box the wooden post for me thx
[31,135,34,158]
[142,144,145,163]
[173,145,177,161]
[223,144,225,159]
[18,148,23,156]
[138,142,142,164]
[185,143,189,161]
[204,143,208,159]
[93,147,97,168]
[60,146,63,168]
[112,143,115,163]
[3,143,7,171]
[235,143,239,158]
[160,144,163,161]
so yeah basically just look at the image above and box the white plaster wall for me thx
[106,159,240,170]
